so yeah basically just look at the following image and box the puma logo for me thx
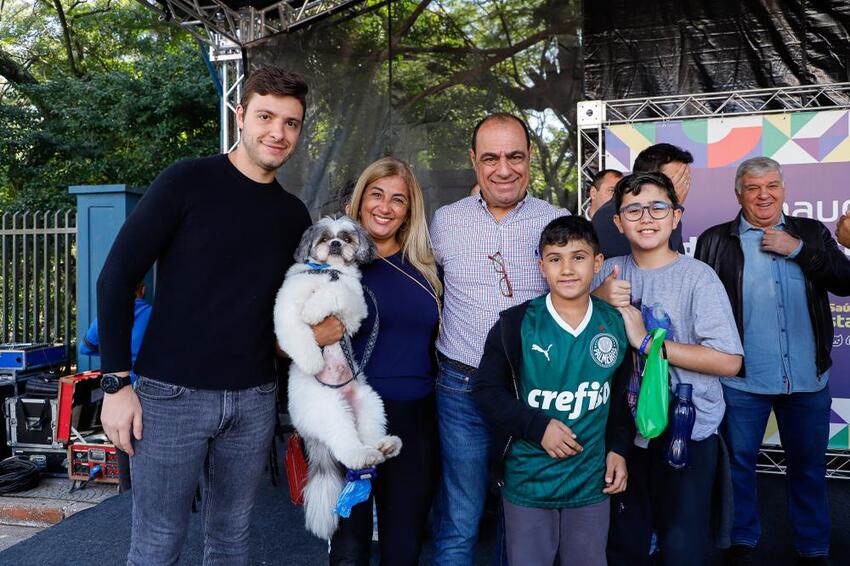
[531,343,553,362]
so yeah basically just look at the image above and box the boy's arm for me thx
[472,320,551,443]
[601,347,634,495]
[618,305,742,377]
[605,353,635,459]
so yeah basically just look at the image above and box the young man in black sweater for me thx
[97,68,339,565]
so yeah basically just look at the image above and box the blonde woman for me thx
[330,157,441,566]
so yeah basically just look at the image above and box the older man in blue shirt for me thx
[696,157,850,565]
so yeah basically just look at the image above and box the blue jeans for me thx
[722,384,831,557]
[432,363,492,566]
[127,376,277,566]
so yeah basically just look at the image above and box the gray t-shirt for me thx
[592,254,743,442]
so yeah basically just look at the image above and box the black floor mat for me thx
[0,474,846,565]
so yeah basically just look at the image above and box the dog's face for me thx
[294,216,376,267]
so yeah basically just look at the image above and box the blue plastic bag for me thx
[336,479,371,518]
[335,467,378,518]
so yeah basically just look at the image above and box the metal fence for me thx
[0,211,76,360]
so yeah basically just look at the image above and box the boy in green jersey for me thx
[473,216,632,566]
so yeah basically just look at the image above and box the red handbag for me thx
[285,432,309,505]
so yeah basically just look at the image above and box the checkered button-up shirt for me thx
[432,194,569,368]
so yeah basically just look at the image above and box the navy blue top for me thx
[352,251,439,401]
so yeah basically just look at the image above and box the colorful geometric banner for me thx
[605,110,850,449]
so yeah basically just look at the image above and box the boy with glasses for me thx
[593,172,744,566]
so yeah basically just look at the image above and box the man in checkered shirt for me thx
[430,112,568,565]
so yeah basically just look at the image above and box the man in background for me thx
[592,143,692,258]
[80,280,151,492]
[837,212,850,248]
[584,168,622,220]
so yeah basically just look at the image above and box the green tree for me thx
[393,0,581,207]
[254,0,582,212]
[0,0,218,210]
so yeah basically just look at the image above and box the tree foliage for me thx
[255,0,581,212]
[0,0,582,212]
[395,0,582,207]
[0,0,218,210]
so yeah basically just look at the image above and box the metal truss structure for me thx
[576,83,850,478]
[576,83,850,214]
[759,446,850,480]
[135,0,366,151]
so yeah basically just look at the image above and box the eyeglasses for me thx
[487,251,514,297]
[618,201,675,222]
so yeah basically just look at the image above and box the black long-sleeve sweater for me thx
[96,154,311,389]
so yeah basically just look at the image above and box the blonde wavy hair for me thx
[348,157,442,297]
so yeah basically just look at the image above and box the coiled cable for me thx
[0,456,40,494]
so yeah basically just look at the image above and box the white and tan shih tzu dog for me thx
[273,216,402,540]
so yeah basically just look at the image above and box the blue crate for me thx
[0,343,66,371]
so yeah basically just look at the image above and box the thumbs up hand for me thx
[593,263,631,307]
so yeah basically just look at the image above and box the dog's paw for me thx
[375,435,402,459]
[345,446,385,470]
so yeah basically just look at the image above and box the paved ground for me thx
[0,477,117,551]
[0,525,40,552]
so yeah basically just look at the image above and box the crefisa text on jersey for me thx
[526,381,611,419]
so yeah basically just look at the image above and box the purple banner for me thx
[605,111,850,447]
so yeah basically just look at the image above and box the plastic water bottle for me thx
[666,383,696,469]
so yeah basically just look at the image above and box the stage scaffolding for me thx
[135,0,366,152]
[576,83,850,213]
[576,83,850,479]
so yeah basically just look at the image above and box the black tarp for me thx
[583,0,850,100]
[246,1,582,217]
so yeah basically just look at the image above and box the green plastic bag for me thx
[635,327,670,439]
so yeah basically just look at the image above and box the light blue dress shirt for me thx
[724,214,828,394]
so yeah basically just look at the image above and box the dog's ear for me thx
[293,224,318,263]
[352,221,377,264]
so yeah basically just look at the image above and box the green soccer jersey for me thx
[503,294,627,508]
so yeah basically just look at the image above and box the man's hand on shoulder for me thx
[762,228,800,257]
[603,451,628,494]
[541,419,583,458]
[102,382,143,456]
[592,264,631,308]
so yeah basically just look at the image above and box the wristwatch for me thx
[100,373,133,394]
